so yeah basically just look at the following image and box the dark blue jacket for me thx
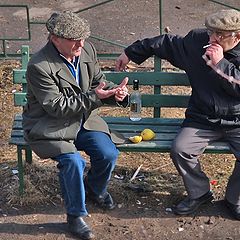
[125,29,240,129]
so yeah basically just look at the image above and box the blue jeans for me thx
[53,128,119,217]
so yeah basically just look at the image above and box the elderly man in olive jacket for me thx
[23,11,128,240]
[116,9,240,221]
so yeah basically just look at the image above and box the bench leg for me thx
[17,146,32,196]
[25,147,32,164]
[17,146,24,196]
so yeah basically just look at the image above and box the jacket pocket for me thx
[28,118,67,140]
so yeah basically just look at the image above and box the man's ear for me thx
[50,35,60,45]
[234,32,240,44]
[236,32,240,40]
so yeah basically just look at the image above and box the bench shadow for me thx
[86,196,234,220]
[0,221,67,235]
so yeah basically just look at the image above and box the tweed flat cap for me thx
[205,9,240,32]
[46,11,90,40]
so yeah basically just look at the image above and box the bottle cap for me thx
[133,79,139,90]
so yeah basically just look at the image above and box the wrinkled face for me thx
[207,29,240,51]
[51,35,85,61]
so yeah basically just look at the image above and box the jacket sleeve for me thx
[87,41,116,90]
[124,33,189,70]
[88,41,129,107]
[216,57,240,97]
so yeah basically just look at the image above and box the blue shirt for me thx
[60,54,81,85]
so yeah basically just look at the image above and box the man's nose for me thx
[209,34,216,43]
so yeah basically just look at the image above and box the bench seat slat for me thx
[103,117,184,125]
[12,120,23,129]
[116,141,230,153]
[108,125,180,132]
[9,137,28,145]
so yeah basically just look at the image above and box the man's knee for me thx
[56,152,86,170]
[100,147,119,164]
[171,138,183,156]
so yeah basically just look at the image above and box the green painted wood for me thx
[21,45,30,69]
[17,146,24,195]
[103,117,183,125]
[142,94,189,107]
[9,137,28,145]
[13,69,27,84]
[108,125,180,132]
[11,120,22,129]
[104,71,189,85]
[14,93,27,106]
[13,92,189,108]
[14,113,23,120]
[12,70,190,86]
[116,143,230,154]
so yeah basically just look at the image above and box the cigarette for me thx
[121,90,129,96]
[203,44,212,49]
[116,89,129,95]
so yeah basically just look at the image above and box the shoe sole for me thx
[225,200,240,221]
[70,231,95,240]
[173,195,214,215]
[86,194,116,210]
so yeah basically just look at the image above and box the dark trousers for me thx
[53,128,119,217]
[170,127,240,205]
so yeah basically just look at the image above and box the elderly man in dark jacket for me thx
[116,9,240,220]
[23,11,129,239]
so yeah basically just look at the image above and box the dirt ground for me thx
[1,1,240,240]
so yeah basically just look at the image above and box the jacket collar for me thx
[43,41,93,89]
[225,42,240,58]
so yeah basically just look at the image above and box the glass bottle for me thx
[129,79,141,121]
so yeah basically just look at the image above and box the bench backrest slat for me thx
[14,93,28,106]
[13,69,27,84]
[13,70,190,86]
[142,94,189,108]
[104,71,190,86]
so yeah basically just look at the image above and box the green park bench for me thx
[10,45,231,195]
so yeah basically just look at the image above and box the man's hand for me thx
[115,52,130,71]
[95,77,129,101]
[95,82,117,99]
[205,43,224,65]
[115,77,129,102]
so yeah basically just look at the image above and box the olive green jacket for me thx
[23,41,127,159]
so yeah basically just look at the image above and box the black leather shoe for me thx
[85,180,116,210]
[67,215,95,240]
[225,199,240,220]
[173,191,213,215]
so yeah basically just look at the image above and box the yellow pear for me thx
[140,128,155,141]
[129,135,142,143]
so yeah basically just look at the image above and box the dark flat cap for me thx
[46,11,90,40]
[205,9,240,32]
